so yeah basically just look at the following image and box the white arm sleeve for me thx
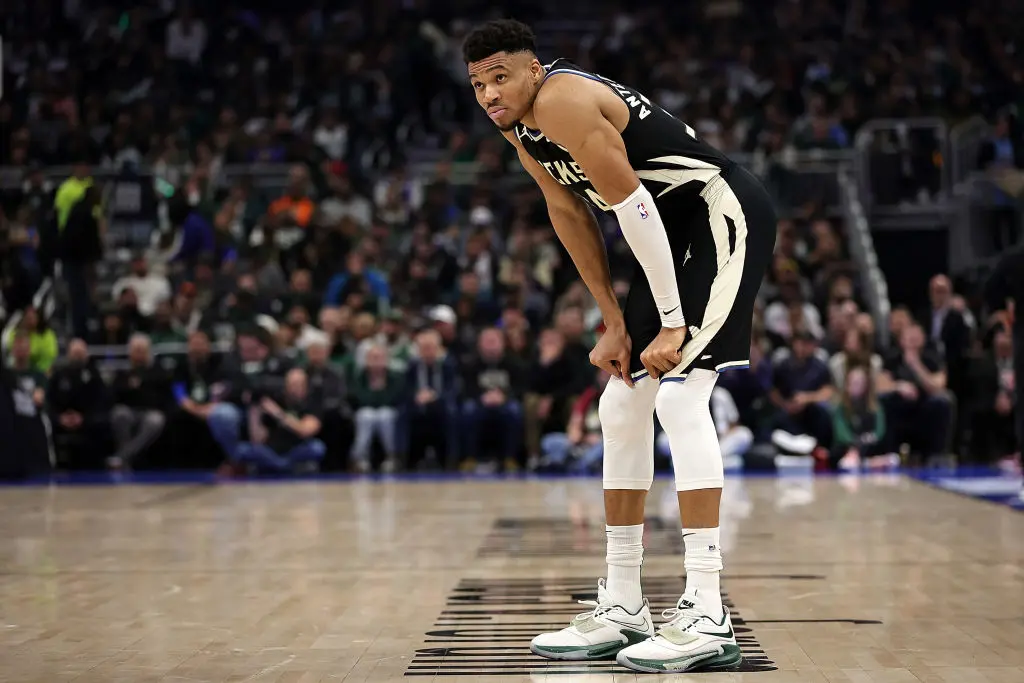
[611,182,686,328]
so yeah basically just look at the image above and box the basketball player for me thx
[464,20,777,673]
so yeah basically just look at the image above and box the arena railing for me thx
[950,116,992,191]
[853,117,950,211]
[838,167,891,347]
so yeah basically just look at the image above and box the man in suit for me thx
[403,328,460,469]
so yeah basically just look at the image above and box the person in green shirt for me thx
[349,344,406,473]
[4,306,59,374]
[6,331,47,410]
[831,364,892,470]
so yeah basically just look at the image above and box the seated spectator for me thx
[718,335,774,434]
[350,344,404,473]
[48,339,113,468]
[112,255,172,318]
[323,250,390,310]
[305,339,352,470]
[170,330,224,463]
[207,326,292,468]
[524,328,576,464]
[403,329,460,470]
[7,330,46,409]
[882,323,953,462]
[149,300,187,344]
[829,328,887,392]
[968,326,1018,463]
[831,364,893,471]
[554,306,595,394]
[233,368,326,473]
[764,282,824,345]
[4,305,58,374]
[657,386,754,469]
[462,327,525,472]
[109,334,171,470]
[539,369,610,474]
[769,330,834,447]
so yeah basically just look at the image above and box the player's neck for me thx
[519,109,540,131]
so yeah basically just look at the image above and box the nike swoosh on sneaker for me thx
[606,615,652,633]
[698,621,734,639]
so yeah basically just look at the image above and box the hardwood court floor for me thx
[1,474,1022,682]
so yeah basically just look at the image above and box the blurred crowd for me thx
[0,0,1022,477]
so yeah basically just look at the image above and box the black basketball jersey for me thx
[515,58,734,214]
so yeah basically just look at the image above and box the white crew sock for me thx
[682,527,724,621]
[605,524,645,612]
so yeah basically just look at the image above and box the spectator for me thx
[718,335,774,434]
[323,250,390,310]
[829,328,887,393]
[831,364,893,471]
[7,331,46,410]
[524,328,576,464]
[350,344,404,473]
[171,330,224,465]
[60,183,104,339]
[969,326,1018,463]
[550,307,591,389]
[764,282,825,344]
[305,339,352,470]
[4,306,58,374]
[317,172,372,230]
[112,255,172,318]
[539,369,611,474]
[462,327,525,472]
[48,339,112,468]
[403,328,460,469]
[149,301,187,344]
[233,368,326,473]
[882,323,953,462]
[925,275,970,396]
[109,334,171,469]
[207,326,292,467]
[769,331,835,447]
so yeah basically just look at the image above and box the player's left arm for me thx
[533,80,685,332]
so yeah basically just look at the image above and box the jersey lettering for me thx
[519,59,731,213]
[553,160,578,184]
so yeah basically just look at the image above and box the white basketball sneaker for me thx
[530,579,655,660]
[616,589,741,673]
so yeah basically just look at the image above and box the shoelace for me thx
[658,600,702,633]
[572,585,618,624]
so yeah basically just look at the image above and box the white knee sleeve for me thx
[600,376,659,490]
[655,370,725,492]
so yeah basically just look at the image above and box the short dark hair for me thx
[462,19,536,64]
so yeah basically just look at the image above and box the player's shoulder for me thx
[533,71,602,124]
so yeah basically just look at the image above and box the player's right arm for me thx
[503,131,632,385]
[503,132,621,326]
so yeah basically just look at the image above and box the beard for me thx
[495,119,520,132]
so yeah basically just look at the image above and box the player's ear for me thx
[529,57,544,81]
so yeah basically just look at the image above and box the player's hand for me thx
[590,324,634,387]
[640,326,689,380]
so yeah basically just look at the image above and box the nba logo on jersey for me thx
[637,202,649,219]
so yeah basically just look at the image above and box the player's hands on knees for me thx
[589,323,634,388]
[640,326,689,380]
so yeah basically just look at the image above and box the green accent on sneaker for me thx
[621,643,743,672]
[533,629,650,660]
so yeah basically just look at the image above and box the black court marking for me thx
[478,516,772,557]
[407,576,778,676]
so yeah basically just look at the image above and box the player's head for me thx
[463,19,543,132]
